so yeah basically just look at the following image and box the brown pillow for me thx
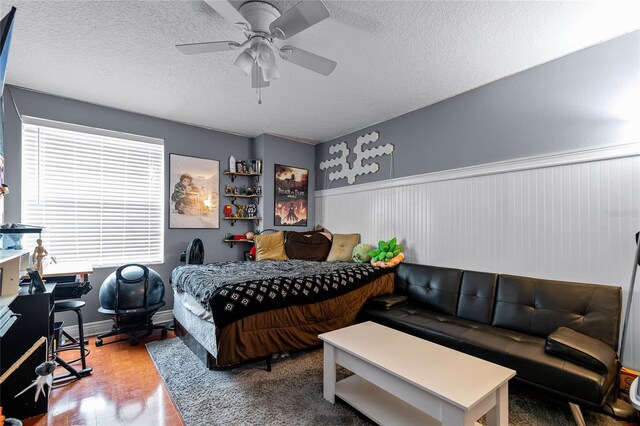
[254,232,288,261]
[326,233,361,262]
[285,231,332,261]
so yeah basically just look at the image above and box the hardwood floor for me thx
[22,333,183,426]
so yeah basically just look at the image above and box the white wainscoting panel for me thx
[316,147,640,369]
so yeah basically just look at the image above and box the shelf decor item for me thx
[169,154,219,229]
[245,203,257,218]
[274,164,308,227]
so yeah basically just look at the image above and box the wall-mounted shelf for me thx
[224,217,261,226]
[224,171,262,183]
[223,239,255,248]
[224,194,262,202]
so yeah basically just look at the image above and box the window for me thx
[22,117,164,267]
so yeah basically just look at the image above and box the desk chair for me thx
[96,264,167,346]
[53,300,92,383]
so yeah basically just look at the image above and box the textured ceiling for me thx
[2,1,639,143]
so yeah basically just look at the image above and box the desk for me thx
[0,284,55,419]
[41,261,93,282]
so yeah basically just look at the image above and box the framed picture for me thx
[274,164,308,227]
[169,153,219,229]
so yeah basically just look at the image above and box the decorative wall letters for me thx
[319,131,394,185]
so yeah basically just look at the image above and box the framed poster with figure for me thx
[274,164,308,227]
[169,154,219,229]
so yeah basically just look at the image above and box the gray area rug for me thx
[147,337,623,426]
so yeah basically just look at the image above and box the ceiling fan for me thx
[176,0,337,103]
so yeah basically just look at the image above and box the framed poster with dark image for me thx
[169,153,219,229]
[274,164,308,227]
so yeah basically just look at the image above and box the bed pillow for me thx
[326,233,361,262]
[254,232,288,261]
[285,231,332,261]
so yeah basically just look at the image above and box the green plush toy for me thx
[367,237,405,267]
[352,243,374,263]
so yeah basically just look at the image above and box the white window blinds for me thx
[21,117,164,268]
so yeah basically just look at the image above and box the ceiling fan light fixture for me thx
[256,42,276,69]
[234,48,255,75]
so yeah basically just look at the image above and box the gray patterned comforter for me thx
[170,260,393,328]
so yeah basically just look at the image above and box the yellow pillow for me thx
[326,233,361,262]
[254,232,288,261]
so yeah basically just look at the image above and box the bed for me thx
[170,259,395,368]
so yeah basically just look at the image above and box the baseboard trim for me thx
[63,310,173,339]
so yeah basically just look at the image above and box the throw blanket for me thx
[171,260,393,328]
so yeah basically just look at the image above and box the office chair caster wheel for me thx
[161,328,168,338]
[130,337,139,346]
[95,338,103,347]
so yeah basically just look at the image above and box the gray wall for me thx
[3,86,254,325]
[316,30,640,190]
[255,133,315,231]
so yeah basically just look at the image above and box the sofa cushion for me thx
[456,270,498,324]
[498,337,614,406]
[545,327,618,375]
[395,263,462,316]
[359,305,477,349]
[492,275,621,348]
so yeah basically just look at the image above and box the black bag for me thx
[367,294,408,310]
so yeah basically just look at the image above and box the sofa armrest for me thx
[366,294,408,310]
[545,326,618,375]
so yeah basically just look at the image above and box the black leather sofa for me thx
[360,263,622,420]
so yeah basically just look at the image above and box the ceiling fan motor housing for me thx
[238,2,281,34]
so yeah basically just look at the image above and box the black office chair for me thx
[95,264,167,346]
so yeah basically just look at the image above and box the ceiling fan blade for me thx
[251,63,270,88]
[204,0,247,26]
[176,41,238,55]
[269,1,330,39]
[281,45,336,76]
